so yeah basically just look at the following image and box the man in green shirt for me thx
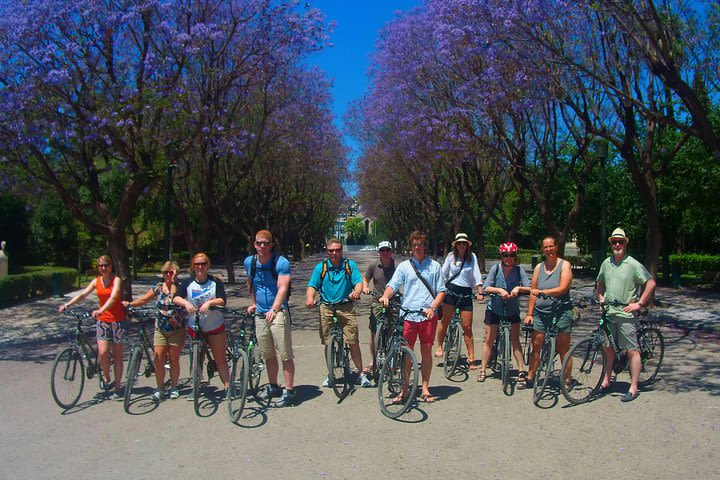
[595,228,656,402]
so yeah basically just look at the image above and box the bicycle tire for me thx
[561,337,606,404]
[638,326,664,386]
[522,326,532,367]
[123,347,143,413]
[227,346,250,423]
[192,342,203,416]
[50,347,85,409]
[443,317,462,379]
[533,338,555,406]
[500,325,514,396]
[378,344,419,418]
[373,320,391,380]
[326,333,349,399]
[248,345,264,399]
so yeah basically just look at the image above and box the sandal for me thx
[476,371,487,383]
[420,394,437,403]
[516,371,528,390]
[468,359,478,370]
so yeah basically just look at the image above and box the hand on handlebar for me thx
[247,304,257,315]
[348,290,361,301]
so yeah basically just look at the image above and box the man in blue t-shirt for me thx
[245,229,295,407]
[305,238,370,388]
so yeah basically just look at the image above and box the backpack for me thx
[249,254,292,298]
[318,258,352,293]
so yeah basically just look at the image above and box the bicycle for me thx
[442,293,475,379]
[50,309,109,409]
[183,306,233,416]
[222,308,251,423]
[377,302,421,419]
[560,299,665,405]
[316,299,354,400]
[487,293,515,396]
[530,294,575,406]
[123,307,158,412]
[371,291,401,384]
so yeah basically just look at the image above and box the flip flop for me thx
[477,371,487,382]
[468,360,478,370]
[420,394,437,403]
[391,394,408,405]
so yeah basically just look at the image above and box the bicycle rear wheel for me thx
[373,320,391,381]
[638,326,664,386]
[500,326,514,396]
[378,344,419,418]
[227,346,250,423]
[561,338,605,404]
[522,325,533,366]
[326,333,349,399]
[123,346,143,413]
[443,318,462,379]
[191,342,203,416]
[533,339,555,406]
[50,347,85,409]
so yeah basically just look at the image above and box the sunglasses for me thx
[501,253,517,258]
[411,242,425,247]
[254,240,271,246]
[98,264,110,268]
[193,262,208,267]
[327,248,341,253]
[379,249,392,253]
[611,239,625,245]
[163,271,174,275]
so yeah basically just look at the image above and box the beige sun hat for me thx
[452,233,472,246]
[608,227,629,243]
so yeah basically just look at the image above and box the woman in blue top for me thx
[478,242,531,385]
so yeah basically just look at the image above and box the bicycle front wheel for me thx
[227,346,250,423]
[533,338,555,406]
[500,326,514,396]
[191,342,203,416]
[123,346,143,413]
[638,326,664,386]
[51,347,85,409]
[443,319,462,379]
[326,333,349,399]
[561,338,605,404]
[378,344,419,419]
[373,320,391,380]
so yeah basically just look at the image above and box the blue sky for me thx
[306,1,420,193]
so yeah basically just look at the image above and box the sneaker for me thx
[275,389,296,408]
[151,389,163,401]
[265,383,283,398]
[168,387,180,399]
[359,372,372,388]
[321,376,331,388]
[110,390,123,401]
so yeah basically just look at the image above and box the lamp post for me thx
[597,140,609,259]
[164,145,177,260]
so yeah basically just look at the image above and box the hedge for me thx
[669,254,720,274]
[0,267,76,308]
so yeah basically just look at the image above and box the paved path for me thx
[1,252,719,479]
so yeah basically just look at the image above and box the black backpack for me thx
[248,254,292,298]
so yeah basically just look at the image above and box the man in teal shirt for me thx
[596,228,656,402]
[306,238,370,388]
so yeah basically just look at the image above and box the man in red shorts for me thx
[380,231,446,403]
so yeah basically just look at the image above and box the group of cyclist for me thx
[58,225,655,408]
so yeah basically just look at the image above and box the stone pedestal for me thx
[0,241,8,277]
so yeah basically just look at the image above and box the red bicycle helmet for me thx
[498,242,518,253]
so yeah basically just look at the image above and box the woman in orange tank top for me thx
[59,255,126,399]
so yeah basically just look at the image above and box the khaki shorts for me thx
[154,328,186,347]
[319,302,359,345]
[533,309,574,334]
[603,318,638,351]
[255,310,294,361]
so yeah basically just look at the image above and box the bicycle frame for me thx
[319,300,353,400]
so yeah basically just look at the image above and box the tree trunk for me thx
[222,237,236,285]
[106,230,132,300]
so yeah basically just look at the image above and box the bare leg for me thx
[461,310,475,366]
[154,345,168,389]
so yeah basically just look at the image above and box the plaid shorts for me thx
[96,321,129,344]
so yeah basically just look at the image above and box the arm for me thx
[525,264,541,325]
[362,276,371,295]
[349,280,363,301]
[305,286,317,308]
[471,254,483,299]
[246,273,257,314]
[266,274,290,321]
[625,277,656,313]
[425,291,446,320]
[93,276,122,318]
[121,287,155,308]
[199,280,226,314]
[58,279,96,313]
[379,285,396,307]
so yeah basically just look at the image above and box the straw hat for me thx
[452,233,472,246]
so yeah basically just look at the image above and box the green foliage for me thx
[669,254,720,273]
[344,217,366,244]
[29,195,78,266]
[0,267,76,307]
[0,194,32,271]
